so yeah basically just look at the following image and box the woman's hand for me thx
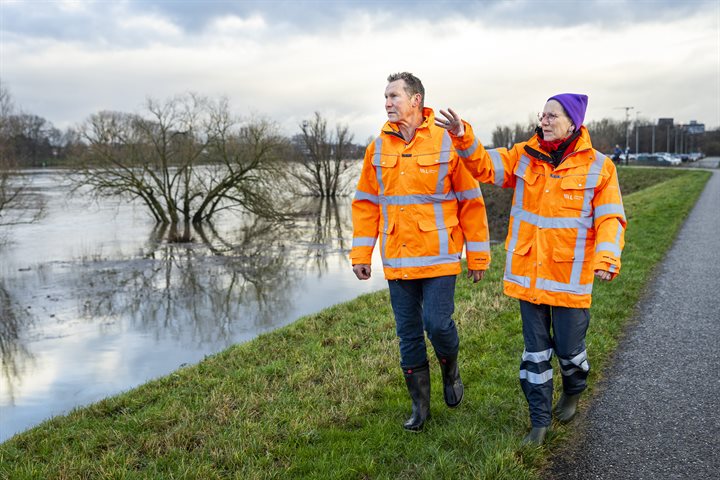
[435,108,465,137]
[594,269,615,281]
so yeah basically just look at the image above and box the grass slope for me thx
[0,168,711,480]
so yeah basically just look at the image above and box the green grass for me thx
[0,168,711,479]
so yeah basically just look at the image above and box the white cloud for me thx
[118,13,183,38]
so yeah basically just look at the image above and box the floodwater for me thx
[0,170,387,442]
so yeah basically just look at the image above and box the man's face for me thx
[385,80,418,124]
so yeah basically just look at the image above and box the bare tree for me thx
[491,118,536,149]
[0,81,45,233]
[76,93,288,242]
[292,112,356,197]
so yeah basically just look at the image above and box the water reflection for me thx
[0,280,35,405]
[74,218,299,347]
[0,181,386,442]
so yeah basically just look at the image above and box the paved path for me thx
[547,166,720,479]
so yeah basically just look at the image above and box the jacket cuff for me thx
[467,253,490,271]
[593,260,620,276]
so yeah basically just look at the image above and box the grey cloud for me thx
[2,0,714,45]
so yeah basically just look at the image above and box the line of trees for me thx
[3,78,719,243]
[489,116,714,156]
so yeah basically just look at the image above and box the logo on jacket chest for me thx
[419,168,438,174]
[564,193,584,201]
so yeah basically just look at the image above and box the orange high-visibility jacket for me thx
[350,108,491,280]
[453,125,626,308]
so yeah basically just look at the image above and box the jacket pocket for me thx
[504,240,532,287]
[418,215,458,232]
[416,151,451,167]
[552,246,580,263]
[372,153,398,168]
[559,176,594,212]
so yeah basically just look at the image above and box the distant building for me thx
[685,120,705,135]
[657,118,674,127]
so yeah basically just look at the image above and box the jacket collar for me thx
[382,107,436,142]
[525,126,593,170]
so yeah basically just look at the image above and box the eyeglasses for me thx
[537,112,564,123]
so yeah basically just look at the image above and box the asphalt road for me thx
[546,166,720,479]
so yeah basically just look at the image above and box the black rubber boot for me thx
[554,392,582,423]
[437,353,464,408]
[402,363,430,432]
[521,426,548,446]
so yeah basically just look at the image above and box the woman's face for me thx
[539,100,574,142]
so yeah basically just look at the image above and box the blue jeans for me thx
[388,275,459,369]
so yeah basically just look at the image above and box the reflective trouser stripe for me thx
[519,301,591,427]
[520,368,553,384]
[558,349,590,376]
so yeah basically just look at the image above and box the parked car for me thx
[634,153,681,166]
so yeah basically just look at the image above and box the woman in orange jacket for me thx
[436,94,626,445]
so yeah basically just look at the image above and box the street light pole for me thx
[615,106,634,165]
[635,111,641,155]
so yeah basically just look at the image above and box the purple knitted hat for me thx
[547,93,588,131]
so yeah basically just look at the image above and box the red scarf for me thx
[538,132,581,164]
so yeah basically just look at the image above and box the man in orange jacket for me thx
[436,94,626,445]
[350,72,491,431]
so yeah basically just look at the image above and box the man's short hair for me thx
[387,72,424,109]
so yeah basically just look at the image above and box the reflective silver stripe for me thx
[559,350,588,367]
[596,241,622,256]
[432,132,452,256]
[466,241,490,252]
[383,253,461,269]
[504,157,531,287]
[352,237,376,248]
[354,190,379,204]
[519,368,554,384]
[522,348,554,363]
[570,156,604,285]
[456,138,478,157]
[570,222,588,286]
[434,202,449,255]
[559,351,590,375]
[535,277,593,295]
[373,137,384,168]
[606,222,623,273]
[435,131,451,192]
[374,137,390,263]
[379,192,457,205]
[510,205,593,230]
[455,187,482,201]
[613,221,623,244]
[594,203,626,221]
[488,149,505,186]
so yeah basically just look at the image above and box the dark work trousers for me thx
[519,300,591,427]
[388,275,459,369]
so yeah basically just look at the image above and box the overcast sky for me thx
[1,0,718,144]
